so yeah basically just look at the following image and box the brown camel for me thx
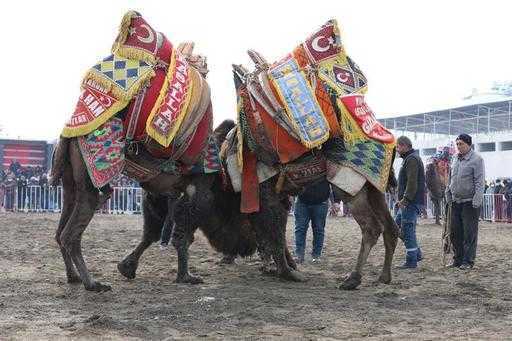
[51,117,293,292]
[194,56,401,290]
[425,161,446,225]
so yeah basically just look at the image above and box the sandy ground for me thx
[1,212,511,340]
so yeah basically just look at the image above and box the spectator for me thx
[503,179,512,224]
[294,179,341,264]
[394,136,425,269]
[445,134,485,270]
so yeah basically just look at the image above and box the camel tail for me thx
[48,137,70,186]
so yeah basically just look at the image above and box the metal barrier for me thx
[384,192,510,223]
[1,185,143,214]
[1,185,511,222]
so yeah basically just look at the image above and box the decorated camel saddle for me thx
[224,19,396,212]
[61,11,218,188]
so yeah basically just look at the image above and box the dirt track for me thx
[1,212,511,340]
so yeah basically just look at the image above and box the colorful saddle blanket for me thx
[62,11,213,188]
[62,11,198,149]
[232,19,396,212]
[78,118,125,188]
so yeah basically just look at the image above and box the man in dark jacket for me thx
[395,136,425,269]
[294,179,340,263]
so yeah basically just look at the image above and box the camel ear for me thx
[247,49,269,69]
[177,41,195,56]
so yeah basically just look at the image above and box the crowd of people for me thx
[0,161,140,212]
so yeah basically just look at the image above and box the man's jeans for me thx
[294,199,329,259]
[394,203,421,266]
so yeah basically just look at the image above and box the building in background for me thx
[380,85,512,180]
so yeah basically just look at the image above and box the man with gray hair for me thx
[394,136,425,269]
[445,133,485,270]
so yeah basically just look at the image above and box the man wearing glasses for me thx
[445,134,485,270]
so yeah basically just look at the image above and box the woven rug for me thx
[78,118,125,188]
[62,10,197,151]
[268,57,330,148]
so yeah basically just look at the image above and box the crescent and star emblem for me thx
[336,71,350,83]
[311,35,334,53]
[129,24,155,44]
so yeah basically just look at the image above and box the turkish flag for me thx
[303,23,340,63]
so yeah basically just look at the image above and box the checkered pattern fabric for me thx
[92,55,153,93]
[337,137,393,192]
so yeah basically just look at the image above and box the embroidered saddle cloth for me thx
[61,11,214,188]
[231,19,397,212]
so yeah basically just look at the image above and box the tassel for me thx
[111,11,138,55]
[275,170,286,193]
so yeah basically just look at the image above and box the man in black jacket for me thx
[395,136,425,269]
[294,179,340,263]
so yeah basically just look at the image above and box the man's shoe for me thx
[417,248,423,262]
[446,262,461,268]
[396,262,417,269]
[311,257,321,264]
[159,243,168,251]
[459,263,473,270]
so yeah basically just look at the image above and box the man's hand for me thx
[398,199,407,209]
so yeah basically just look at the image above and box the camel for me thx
[184,19,402,290]
[50,115,271,291]
[220,121,399,290]
[425,161,446,225]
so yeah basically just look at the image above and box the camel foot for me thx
[340,272,362,290]
[287,257,297,270]
[378,272,391,284]
[175,273,204,284]
[260,265,277,275]
[85,282,112,292]
[67,273,82,284]
[117,258,138,279]
[279,269,307,282]
[216,255,236,265]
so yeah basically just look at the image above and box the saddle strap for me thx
[246,79,300,141]
[125,84,149,141]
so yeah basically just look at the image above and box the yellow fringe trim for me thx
[113,46,156,66]
[145,51,195,147]
[61,98,129,138]
[236,96,244,169]
[336,98,367,147]
[269,69,330,149]
[82,67,155,102]
[111,11,157,65]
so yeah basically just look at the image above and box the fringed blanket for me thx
[62,11,214,187]
[78,118,125,188]
[62,11,201,150]
[230,19,397,211]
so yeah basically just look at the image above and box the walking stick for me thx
[441,202,452,266]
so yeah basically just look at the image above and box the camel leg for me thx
[249,181,305,282]
[55,163,80,283]
[367,186,399,284]
[59,188,106,291]
[172,178,214,284]
[340,186,382,290]
[59,141,108,292]
[118,191,168,279]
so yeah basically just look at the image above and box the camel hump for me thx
[48,137,70,186]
